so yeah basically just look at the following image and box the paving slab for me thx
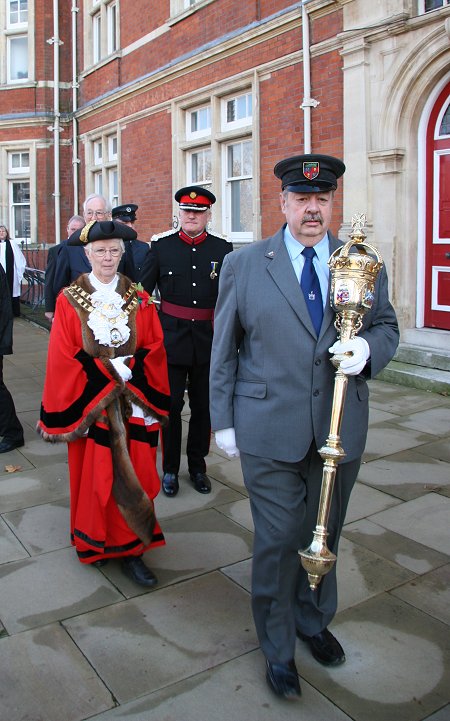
[3,499,71,555]
[0,623,114,721]
[0,461,69,513]
[216,496,254,532]
[386,405,450,435]
[362,422,437,462]
[0,547,124,634]
[368,380,449,414]
[369,493,450,555]
[342,519,450,574]
[344,480,402,524]
[63,572,258,704]
[391,563,450,626]
[99,507,254,598]
[357,450,450,500]
[0,515,29,564]
[87,650,353,721]
[296,594,450,721]
[335,537,416,612]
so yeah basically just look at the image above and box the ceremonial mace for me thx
[298,214,384,590]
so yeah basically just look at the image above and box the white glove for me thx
[328,337,370,376]
[110,355,132,382]
[215,427,240,458]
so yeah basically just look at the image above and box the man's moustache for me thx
[302,214,322,224]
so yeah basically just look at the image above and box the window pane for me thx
[9,36,28,80]
[230,178,252,232]
[242,140,252,176]
[108,135,117,159]
[191,148,211,183]
[12,181,30,203]
[227,100,235,124]
[439,105,450,136]
[14,205,30,238]
[425,0,444,10]
[9,0,28,24]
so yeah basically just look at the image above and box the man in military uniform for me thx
[140,186,233,497]
[112,203,150,280]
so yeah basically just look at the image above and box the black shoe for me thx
[189,471,211,494]
[0,438,24,454]
[162,472,179,497]
[92,558,109,568]
[122,556,158,587]
[265,659,301,700]
[297,628,345,666]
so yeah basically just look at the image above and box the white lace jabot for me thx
[87,273,131,347]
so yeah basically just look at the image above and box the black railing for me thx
[21,267,46,309]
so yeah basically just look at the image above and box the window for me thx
[178,88,254,243]
[188,148,212,186]
[222,92,252,131]
[87,0,119,66]
[8,0,28,26]
[7,151,30,243]
[419,0,449,11]
[186,105,211,140]
[88,133,118,208]
[225,140,253,240]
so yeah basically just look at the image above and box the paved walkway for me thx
[1,318,449,721]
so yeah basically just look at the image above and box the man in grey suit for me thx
[209,154,399,700]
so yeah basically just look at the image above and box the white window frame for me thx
[223,139,253,244]
[86,0,120,68]
[7,0,28,27]
[221,92,253,132]
[176,84,255,244]
[418,0,449,12]
[8,150,30,174]
[7,33,28,83]
[7,149,31,244]
[87,132,119,209]
[186,104,211,140]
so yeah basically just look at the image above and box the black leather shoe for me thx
[189,471,211,494]
[297,628,345,666]
[122,556,158,587]
[265,659,301,700]
[162,472,179,497]
[0,438,24,454]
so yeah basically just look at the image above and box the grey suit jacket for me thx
[210,228,399,463]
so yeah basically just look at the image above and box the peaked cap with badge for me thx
[274,153,345,193]
[112,204,138,223]
[175,186,216,211]
[67,220,137,245]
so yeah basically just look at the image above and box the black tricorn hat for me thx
[174,185,216,210]
[274,153,345,193]
[68,220,137,245]
[112,203,138,222]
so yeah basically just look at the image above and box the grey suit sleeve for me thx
[359,265,399,378]
[210,254,244,432]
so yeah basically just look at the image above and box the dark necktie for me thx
[300,246,323,335]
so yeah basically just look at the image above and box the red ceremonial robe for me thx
[38,274,170,564]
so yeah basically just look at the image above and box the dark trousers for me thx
[0,356,24,442]
[162,361,211,475]
[240,444,361,664]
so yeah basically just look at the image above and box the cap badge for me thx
[303,161,319,180]
[126,206,131,212]
[189,191,198,199]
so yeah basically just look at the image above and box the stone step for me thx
[376,360,450,395]
[394,344,450,372]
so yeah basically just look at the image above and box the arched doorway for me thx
[425,81,450,330]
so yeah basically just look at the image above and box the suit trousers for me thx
[0,356,24,442]
[162,361,211,475]
[240,444,361,664]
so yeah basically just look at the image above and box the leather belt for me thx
[160,299,214,321]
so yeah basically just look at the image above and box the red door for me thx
[425,82,450,330]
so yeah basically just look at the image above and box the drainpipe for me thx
[300,0,319,153]
[71,1,80,215]
[47,0,62,244]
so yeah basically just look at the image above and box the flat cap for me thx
[175,186,216,211]
[68,220,137,245]
[274,154,345,193]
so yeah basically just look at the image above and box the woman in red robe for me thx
[38,220,170,587]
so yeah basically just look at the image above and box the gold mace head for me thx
[328,213,384,324]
